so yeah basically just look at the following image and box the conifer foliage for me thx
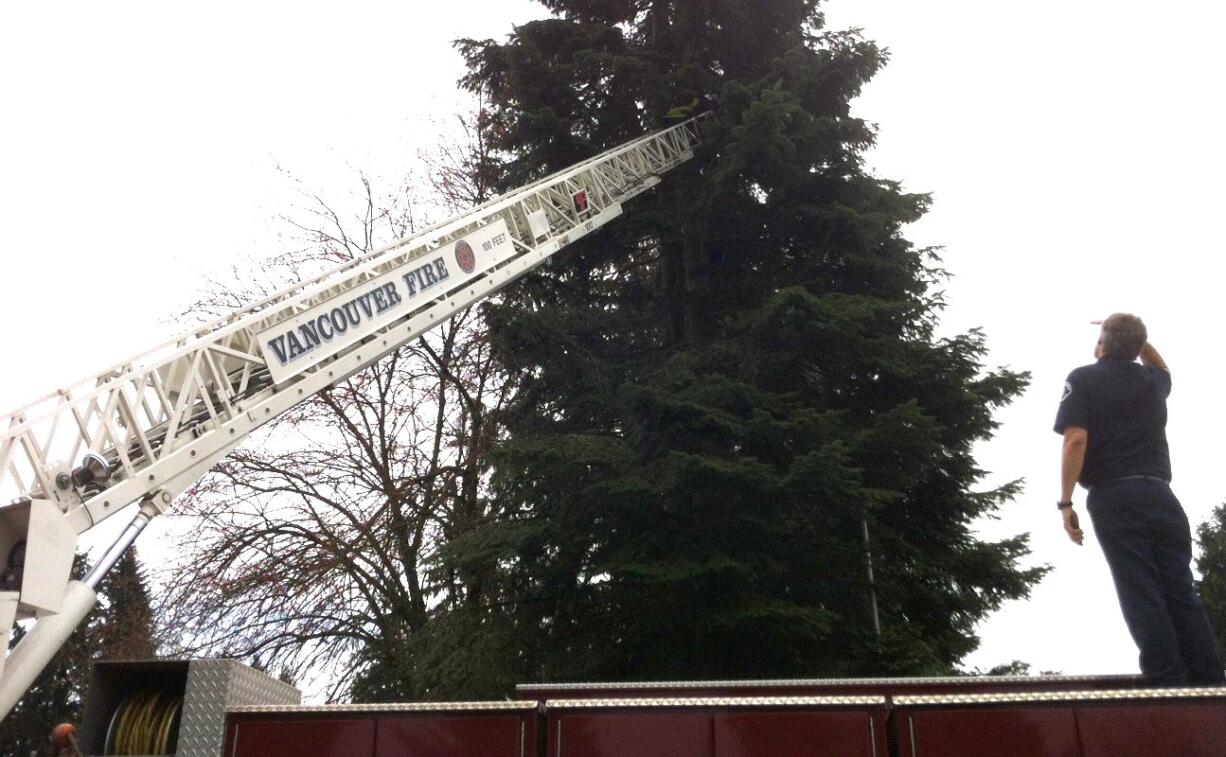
[445,0,1043,685]
[1196,504,1226,654]
[97,550,158,662]
[0,550,158,756]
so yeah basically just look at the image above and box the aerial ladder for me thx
[0,115,708,719]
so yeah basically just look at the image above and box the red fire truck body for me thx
[221,676,1226,757]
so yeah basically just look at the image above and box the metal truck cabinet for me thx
[712,707,890,757]
[223,701,537,757]
[1073,688,1226,757]
[544,695,889,757]
[893,686,1226,757]
[80,658,299,757]
[893,695,1080,757]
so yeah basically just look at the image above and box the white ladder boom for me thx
[0,115,708,718]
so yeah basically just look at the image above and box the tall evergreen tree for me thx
[0,555,99,757]
[439,0,1043,688]
[97,549,157,661]
[0,549,158,755]
[1196,503,1226,654]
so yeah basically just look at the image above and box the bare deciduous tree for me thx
[157,120,515,700]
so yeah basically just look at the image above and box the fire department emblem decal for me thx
[454,240,476,274]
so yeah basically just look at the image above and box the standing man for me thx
[1054,313,1224,685]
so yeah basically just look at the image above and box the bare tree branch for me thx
[157,117,519,700]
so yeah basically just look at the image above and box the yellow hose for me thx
[105,689,181,755]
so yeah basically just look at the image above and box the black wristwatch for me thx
[1057,500,1074,510]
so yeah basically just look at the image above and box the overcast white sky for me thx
[2,0,1225,686]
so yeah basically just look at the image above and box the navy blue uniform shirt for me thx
[1053,356,1172,488]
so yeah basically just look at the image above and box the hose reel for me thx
[102,688,181,755]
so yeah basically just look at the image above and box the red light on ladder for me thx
[572,190,589,213]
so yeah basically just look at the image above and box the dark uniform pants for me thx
[1087,477,1225,685]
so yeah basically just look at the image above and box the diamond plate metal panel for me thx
[516,673,1140,694]
[176,659,300,757]
[893,686,1226,706]
[546,696,886,709]
[230,700,536,714]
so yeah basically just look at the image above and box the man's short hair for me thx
[1100,313,1147,360]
